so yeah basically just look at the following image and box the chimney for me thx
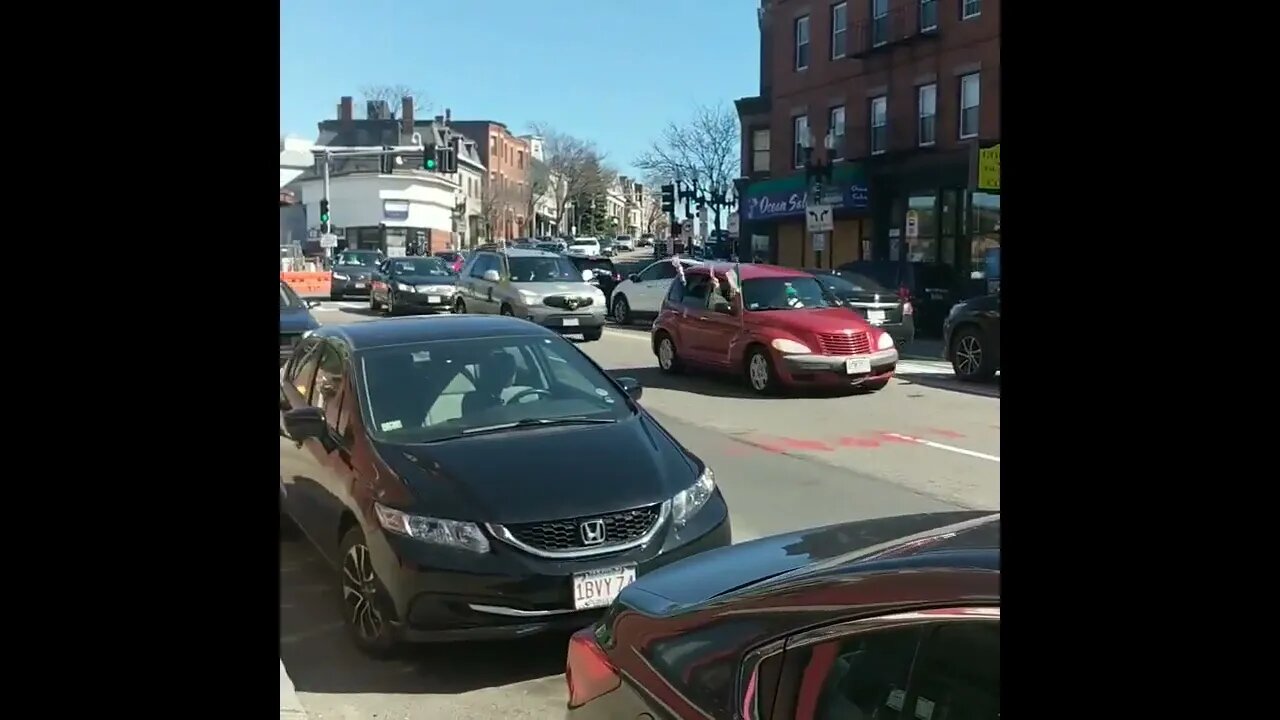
[445,107,452,124]
[401,96,414,139]
[339,96,354,128]
[434,114,445,125]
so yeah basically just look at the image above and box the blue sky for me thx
[280,0,759,178]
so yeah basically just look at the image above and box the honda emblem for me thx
[579,519,606,545]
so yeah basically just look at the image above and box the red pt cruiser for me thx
[651,263,898,394]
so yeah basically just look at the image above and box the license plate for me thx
[867,309,886,324]
[845,357,872,374]
[563,318,580,327]
[427,295,441,303]
[572,565,637,610]
[354,283,366,289]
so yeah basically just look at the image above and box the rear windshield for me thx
[833,271,892,293]
[839,262,902,289]
[570,257,615,273]
[336,251,381,267]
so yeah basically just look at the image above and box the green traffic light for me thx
[320,213,330,223]
[425,158,437,170]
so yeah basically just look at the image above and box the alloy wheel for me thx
[955,335,983,377]
[341,544,384,643]
[748,353,770,391]
[658,337,675,370]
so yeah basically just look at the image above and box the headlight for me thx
[877,332,895,350]
[590,288,607,303]
[374,502,490,553]
[770,338,811,354]
[396,282,414,292]
[332,272,349,281]
[671,467,715,529]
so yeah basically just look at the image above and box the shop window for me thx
[906,194,938,263]
[968,192,1000,284]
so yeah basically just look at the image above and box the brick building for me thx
[450,120,531,240]
[736,0,1000,283]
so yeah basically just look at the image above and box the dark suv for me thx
[567,255,622,309]
[943,290,1000,381]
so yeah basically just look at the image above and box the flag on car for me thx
[672,255,686,284]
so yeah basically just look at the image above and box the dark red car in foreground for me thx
[565,511,999,719]
[651,263,898,394]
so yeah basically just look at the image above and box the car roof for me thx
[492,248,563,258]
[311,315,555,351]
[686,262,809,279]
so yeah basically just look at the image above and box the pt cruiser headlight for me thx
[770,338,811,354]
[374,502,490,553]
[877,332,895,350]
[672,467,715,529]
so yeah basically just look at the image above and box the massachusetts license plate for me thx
[845,357,872,374]
[354,283,366,289]
[867,309,886,324]
[573,565,637,610]
[427,295,441,303]
[563,318,580,327]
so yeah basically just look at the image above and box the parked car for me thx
[329,249,383,299]
[613,235,635,252]
[279,316,732,654]
[368,256,458,315]
[652,264,897,394]
[279,280,321,365]
[565,511,999,719]
[637,234,655,247]
[805,268,916,346]
[454,247,607,341]
[567,255,623,310]
[567,237,602,257]
[835,261,958,337]
[597,237,616,258]
[610,257,702,325]
[943,290,1000,381]
[433,250,468,274]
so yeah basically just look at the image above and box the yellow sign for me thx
[977,144,1000,191]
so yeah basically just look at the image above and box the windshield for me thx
[742,277,836,311]
[335,251,380,267]
[359,335,631,443]
[507,256,581,282]
[389,258,452,276]
[279,282,305,310]
[840,262,903,289]
[570,239,597,246]
[570,257,615,273]
[536,243,561,253]
[598,238,614,246]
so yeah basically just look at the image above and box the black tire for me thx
[950,326,997,381]
[500,304,515,316]
[745,347,779,395]
[582,327,603,342]
[655,332,682,373]
[338,525,403,658]
[454,297,467,314]
[612,295,632,325]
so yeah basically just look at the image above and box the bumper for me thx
[330,278,372,297]
[373,498,732,643]
[391,291,456,312]
[778,347,900,387]
[524,308,607,332]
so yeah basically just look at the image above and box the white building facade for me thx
[291,172,460,256]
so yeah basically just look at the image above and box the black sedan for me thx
[806,268,916,346]
[369,256,459,315]
[279,281,320,365]
[943,290,1001,381]
[279,315,731,655]
[329,249,383,299]
[566,255,622,309]
[566,511,999,719]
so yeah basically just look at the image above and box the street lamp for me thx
[700,183,733,259]
[799,128,837,267]
[732,176,751,261]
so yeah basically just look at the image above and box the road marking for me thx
[882,432,1000,463]
[605,328,649,341]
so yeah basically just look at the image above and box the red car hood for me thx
[748,307,872,337]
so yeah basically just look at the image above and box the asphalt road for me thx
[281,261,999,719]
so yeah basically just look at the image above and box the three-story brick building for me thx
[736,0,999,282]
[451,119,532,240]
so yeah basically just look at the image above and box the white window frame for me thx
[918,84,937,147]
[829,106,846,159]
[870,96,887,155]
[872,0,889,47]
[962,0,982,20]
[794,15,810,71]
[960,73,980,140]
[831,3,847,60]
[751,128,771,173]
[919,0,938,32]
[793,115,809,168]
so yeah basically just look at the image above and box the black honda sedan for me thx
[279,315,731,655]
[369,255,458,315]
[566,511,999,719]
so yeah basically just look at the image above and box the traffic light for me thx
[422,141,438,171]
[438,145,457,173]
[319,199,331,229]
[660,183,675,212]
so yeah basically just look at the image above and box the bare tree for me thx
[528,123,617,233]
[479,177,518,241]
[359,84,430,118]
[524,160,552,236]
[645,197,669,236]
[634,103,740,191]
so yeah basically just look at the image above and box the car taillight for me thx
[899,286,913,314]
[566,628,621,709]
[902,301,913,315]
[613,273,622,281]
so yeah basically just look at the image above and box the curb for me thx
[280,659,308,720]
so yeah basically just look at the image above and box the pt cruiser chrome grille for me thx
[487,502,667,558]
[544,295,594,310]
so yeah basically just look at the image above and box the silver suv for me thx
[455,248,608,341]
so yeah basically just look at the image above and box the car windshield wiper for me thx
[461,416,616,437]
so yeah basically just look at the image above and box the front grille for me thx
[544,295,594,310]
[817,331,871,355]
[504,504,661,552]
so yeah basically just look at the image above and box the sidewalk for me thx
[280,659,308,720]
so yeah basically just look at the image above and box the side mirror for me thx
[482,269,501,282]
[615,376,644,401]
[712,301,735,315]
[283,406,327,441]
[306,300,321,309]
[628,273,640,283]
[581,269,594,282]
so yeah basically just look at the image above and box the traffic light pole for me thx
[321,152,331,259]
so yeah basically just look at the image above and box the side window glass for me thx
[638,262,661,282]
[665,276,686,303]
[313,344,345,423]
[909,622,999,720]
[470,255,492,278]
[541,344,599,396]
[682,276,712,307]
[784,624,925,720]
[707,275,731,309]
[654,263,679,281]
[290,344,325,400]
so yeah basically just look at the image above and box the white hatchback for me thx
[566,237,601,257]
[610,257,703,324]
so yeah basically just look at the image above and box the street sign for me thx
[806,204,834,232]
[905,210,920,239]
[812,232,828,252]
[319,233,338,248]
[307,227,321,239]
